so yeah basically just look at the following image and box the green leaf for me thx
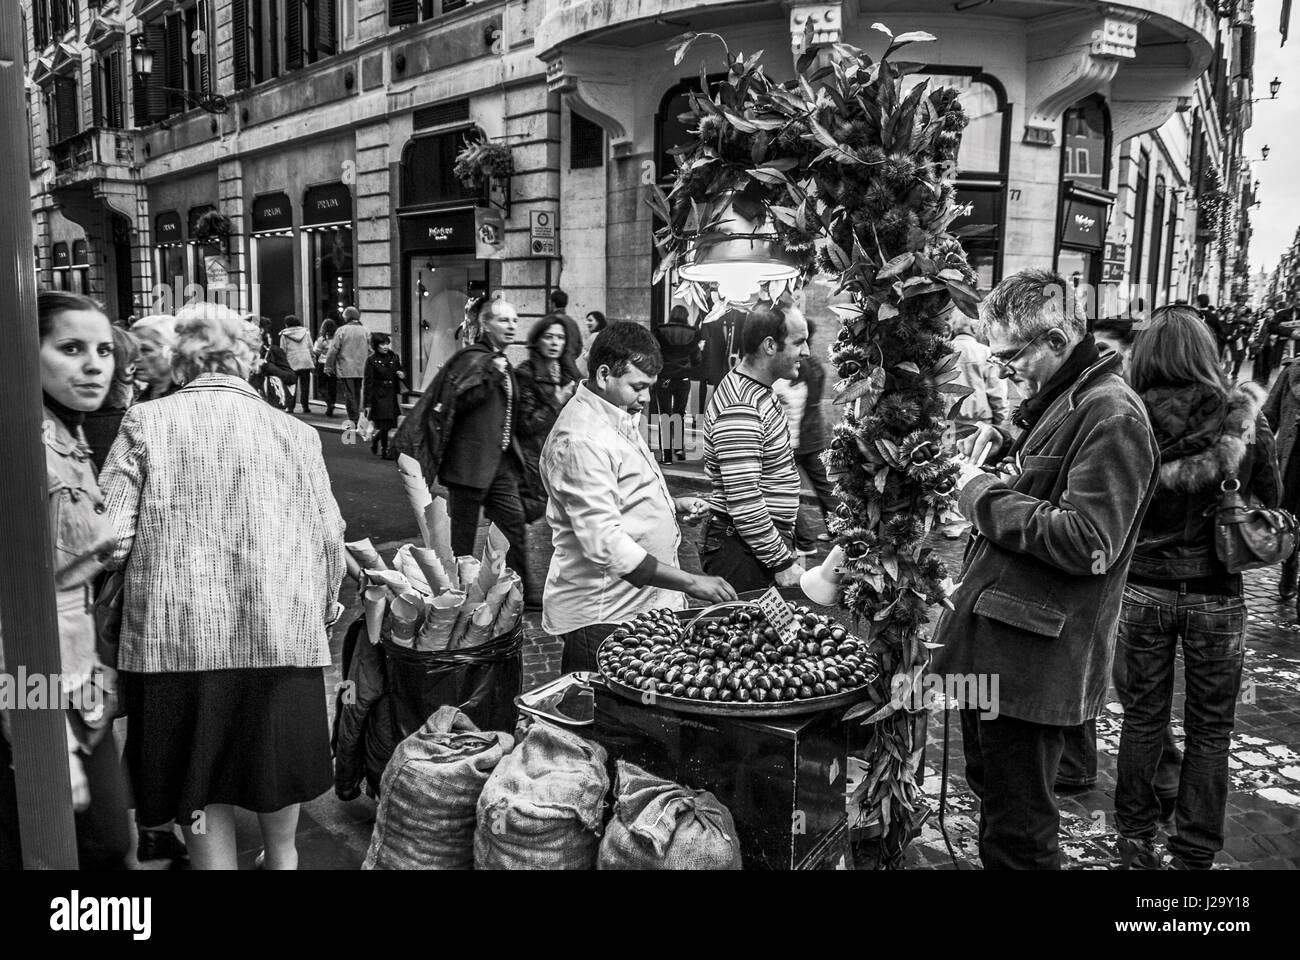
[823,239,852,272]
[870,22,894,39]
[895,361,921,375]
[877,302,899,321]
[748,166,791,186]
[768,204,800,227]
[937,382,975,398]
[874,468,889,493]
[877,252,914,279]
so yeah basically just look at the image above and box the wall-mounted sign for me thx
[155,211,182,245]
[398,207,476,254]
[1101,261,1125,283]
[303,182,353,227]
[1060,197,1108,251]
[530,209,558,257]
[205,256,230,290]
[1103,241,1127,263]
[251,192,293,233]
[475,207,507,260]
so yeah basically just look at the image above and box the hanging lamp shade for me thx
[678,190,800,302]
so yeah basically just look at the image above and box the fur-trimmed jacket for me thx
[1128,381,1280,584]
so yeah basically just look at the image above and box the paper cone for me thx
[457,557,484,606]
[346,538,388,572]
[449,601,483,650]
[344,550,364,585]
[389,589,426,647]
[459,600,499,649]
[423,497,457,577]
[368,569,414,596]
[480,524,509,583]
[392,545,432,595]
[410,546,454,594]
[414,590,465,652]
[363,585,388,645]
[490,582,524,637]
[396,454,433,546]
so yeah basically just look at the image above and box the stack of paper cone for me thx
[423,497,457,577]
[410,546,453,593]
[393,545,432,595]
[457,557,484,606]
[414,590,465,652]
[363,584,388,645]
[346,539,388,572]
[490,581,524,637]
[388,590,426,647]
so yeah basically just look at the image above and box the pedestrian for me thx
[14,290,132,870]
[1092,318,1138,372]
[325,306,371,422]
[1263,349,1300,610]
[653,305,700,464]
[1194,293,1228,359]
[83,324,140,471]
[1250,306,1282,384]
[314,318,338,416]
[432,295,534,604]
[540,322,735,671]
[700,302,810,594]
[931,268,1159,870]
[542,288,584,384]
[1113,306,1279,870]
[773,324,838,554]
[1225,308,1249,378]
[100,302,346,871]
[580,309,607,374]
[251,318,295,410]
[698,308,747,415]
[363,332,403,458]
[279,315,316,414]
[515,316,578,517]
[131,313,180,403]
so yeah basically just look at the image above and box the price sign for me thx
[755,586,799,642]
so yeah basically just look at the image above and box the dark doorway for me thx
[111,213,133,323]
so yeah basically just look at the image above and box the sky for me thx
[1245,0,1300,274]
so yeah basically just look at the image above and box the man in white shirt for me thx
[540,322,736,672]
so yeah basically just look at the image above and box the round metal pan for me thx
[596,638,878,718]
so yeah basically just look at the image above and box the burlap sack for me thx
[597,761,742,870]
[473,721,609,870]
[363,706,515,870]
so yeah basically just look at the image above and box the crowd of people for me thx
[4,269,1299,872]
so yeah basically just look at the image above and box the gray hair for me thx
[172,302,261,384]
[977,268,1085,341]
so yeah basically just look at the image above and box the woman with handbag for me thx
[1264,351,1300,608]
[1,291,132,869]
[100,302,346,870]
[1114,306,1282,870]
[363,332,404,458]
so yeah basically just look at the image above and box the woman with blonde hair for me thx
[101,302,346,870]
[130,313,179,402]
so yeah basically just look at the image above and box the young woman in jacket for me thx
[363,332,404,458]
[313,318,338,416]
[1114,306,1281,870]
[516,318,579,506]
[1,291,132,869]
[279,315,316,414]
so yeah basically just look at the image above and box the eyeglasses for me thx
[989,332,1048,377]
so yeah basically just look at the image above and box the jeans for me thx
[699,515,794,595]
[653,379,691,460]
[1114,583,1245,868]
[558,622,618,674]
[960,708,1066,870]
[793,449,836,550]
[292,369,313,413]
[339,377,363,422]
[316,364,337,413]
[1056,718,1098,789]
[445,459,530,597]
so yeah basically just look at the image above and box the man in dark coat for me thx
[542,288,584,385]
[932,268,1159,870]
[437,298,531,598]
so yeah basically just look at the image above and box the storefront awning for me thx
[71,240,89,267]
[154,210,183,246]
[303,182,353,230]
[52,243,70,268]
[251,192,293,235]
[397,206,477,254]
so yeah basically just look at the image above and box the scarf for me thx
[43,392,86,432]
[1008,334,1101,457]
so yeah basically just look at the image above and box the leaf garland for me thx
[653,27,980,854]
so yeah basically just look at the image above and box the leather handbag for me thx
[1211,475,1298,573]
[92,568,125,670]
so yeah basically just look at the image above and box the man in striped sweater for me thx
[701,303,811,593]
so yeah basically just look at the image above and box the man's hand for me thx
[774,561,805,588]
[685,574,738,604]
[396,370,405,380]
[674,497,709,526]
[958,423,1003,467]
[952,454,987,491]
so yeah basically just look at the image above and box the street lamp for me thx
[130,35,228,115]
[1261,144,1270,161]
[1250,77,1281,103]
[677,191,801,303]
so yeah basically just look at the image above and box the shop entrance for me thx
[407,253,487,392]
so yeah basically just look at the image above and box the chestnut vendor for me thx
[539,322,736,673]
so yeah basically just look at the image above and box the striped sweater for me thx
[703,368,801,569]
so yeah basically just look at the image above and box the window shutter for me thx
[55,76,79,143]
[285,1,304,71]
[165,15,184,113]
[197,1,212,93]
[144,24,168,123]
[91,60,103,128]
[34,0,49,50]
[232,0,249,90]
[316,0,337,56]
[389,0,419,27]
[108,49,124,129]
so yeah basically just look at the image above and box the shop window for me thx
[1061,95,1111,191]
[52,242,71,291]
[1130,149,1150,300]
[1148,175,1167,305]
[401,129,481,207]
[389,0,467,27]
[569,111,604,170]
[71,240,90,295]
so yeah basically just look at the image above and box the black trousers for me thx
[699,516,794,595]
[316,364,337,412]
[654,378,691,458]
[339,377,363,422]
[445,459,530,596]
[292,369,313,412]
[960,708,1066,870]
[559,622,618,674]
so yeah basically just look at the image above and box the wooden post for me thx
[0,2,80,867]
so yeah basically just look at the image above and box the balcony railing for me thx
[50,128,137,180]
